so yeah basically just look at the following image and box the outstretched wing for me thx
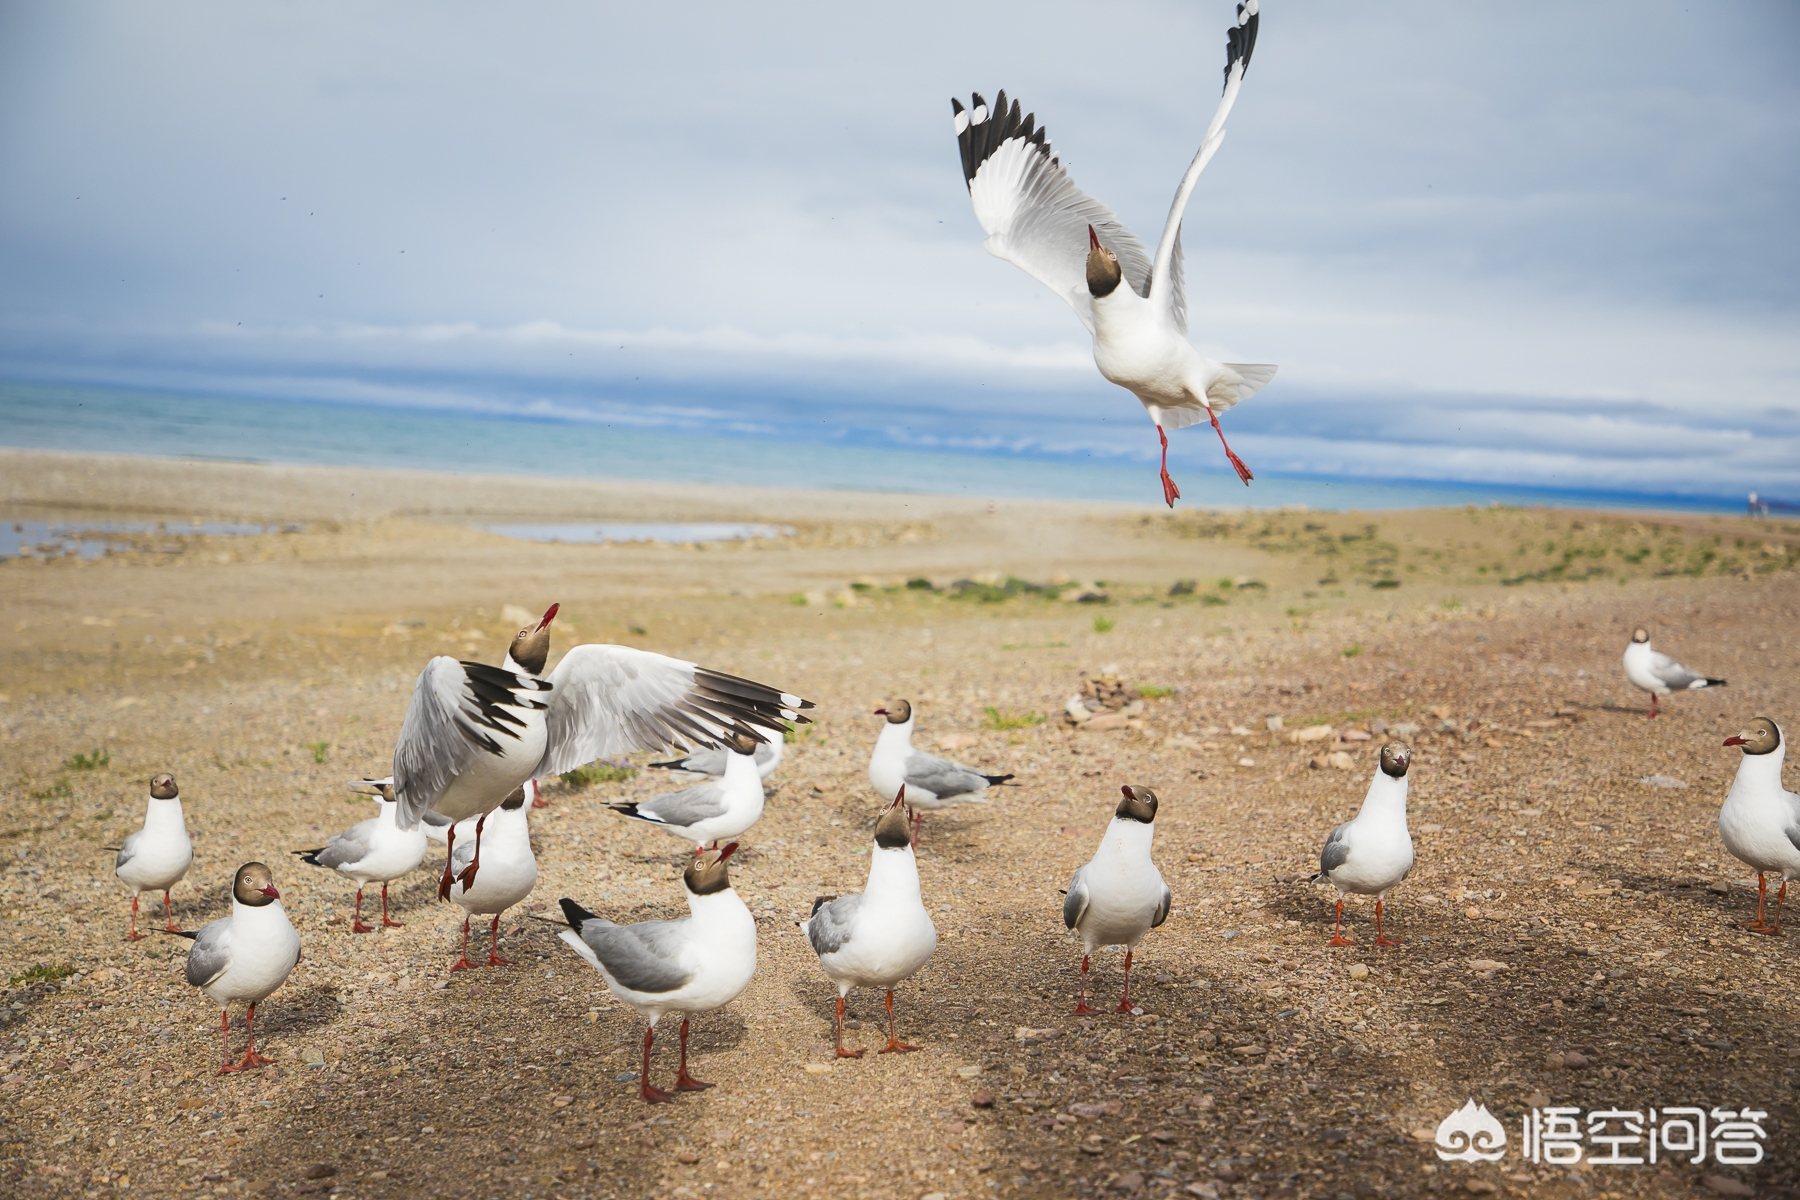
[1148,0,1262,329]
[952,91,1155,334]
[392,657,553,826]
[536,644,810,778]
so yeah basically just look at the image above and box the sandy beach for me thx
[4,447,1799,1200]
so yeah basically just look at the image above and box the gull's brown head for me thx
[875,789,914,849]
[1380,743,1411,778]
[684,843,739,896]
[874,699,912,724]
[509,603,559,675]
[499,782,530,811]
[727,730,762,755]
[1724,717,1781,756]
[233,862,280,906]
[1631,628,1650,644]
[1115,784,1159,824]
[150,773,179,800]
[1086,225,1122,299]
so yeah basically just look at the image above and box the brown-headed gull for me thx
[610,731,765,849]
[1063,785,1171,1014]
[802,790,938,1057]
[556,844,756,1103]
[292,779,425,933]
[1623,628,1726,718]
[868,700,1013,843]
[171,862,301,1074]
[111,773,192,941]
[389,602,810,899]
[446,781,539,970]
[1720,717,1800,935]
[951,1,1273,505]
[1312,744,1414,947]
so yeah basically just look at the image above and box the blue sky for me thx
[1,1,1795,497]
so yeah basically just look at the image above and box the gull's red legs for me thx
[456,814,486,891]
[485,914,514,966]
[1157,426,1182,508]
[673,1019,713,1091]
[126,894,145,941]
[1113,949,1137,1013]
[437,822,458,900]
[1072,954,1101,1015]
[877,989,919,1053]
[1327,897,1355,947]
[379,882,403,928]
[1745,874,1785,935]
[217,1003,273,1074]
[1648,693,1659,719]
[162,890,177,933]
[639,1026,673,1103]
[448,917,480,972]
[1373,897,1402,948]
[834,996,864,1058]
[1208,408,1253,485]
[352,886,374,934]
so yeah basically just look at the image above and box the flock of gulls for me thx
[95,0,1795,1117]
[110,601,1793,1101]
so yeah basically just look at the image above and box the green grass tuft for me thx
[305,740,332,764]
[560,763,638,787]
[64,748,110,771]
[982,706,1045,730]
[9,962,73,986]
[1138,685,1177,699]
[1093,616,1115,633]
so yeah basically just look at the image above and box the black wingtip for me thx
[163,928,199,940]
[1225,2,1260,91]
[951,97,964,115]
[292,848,325,865]
[809,895,836,918]
[607,802,641,818]
[558,897,596,931]
[982,773,1017,786]
[647,758,686,770]
[1707,678,1729,687]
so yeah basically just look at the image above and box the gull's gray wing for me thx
[1062,865,1090,930]
[310,817,379,870]
[1153,881,1173,929]
[392,657,552,827]
[536,645,810,778]
[754,741,778,768]
[114,828,144,873]
[903,751,991,800]
[1647,650,1709,690]
[580,917,695,995]
[805,893,862,958]
[633,781,729,829]
[1317,821,1352,877]
[651,747,728,775]
[183,917,233,989]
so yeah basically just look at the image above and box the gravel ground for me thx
[3,459,1798,1200]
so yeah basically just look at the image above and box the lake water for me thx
[0,379,1752,514]
[1,518,300,560]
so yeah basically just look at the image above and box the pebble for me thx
[1346,964,1369,980]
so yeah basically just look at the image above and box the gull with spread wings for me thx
[952,1,1273,505]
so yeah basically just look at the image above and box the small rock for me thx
[1467,959,1508,973]
[1321,1128,1348,1143]
[956,1065,982,1078]
[1113,1172,1145,1191]
[1347,964,1369,980]
[1409,1128,1435,1142]
[676,1150,700,1164]
[921,1194,949,1200]
[802,1063,833,1075]
[1185,1185,1219,1199]
[1562,1050,1590,1068]
[1464,1182,1497,1196]
[300,1048,325,1068]
[552,1095,572,1108]
[1079,1141,1105,1155]
[1150,1130,1175,1144]
[971,1089,995,1108]
[302,1165,336,1180]
[1702,1177,1754,1198]
[613,1071,639,1083]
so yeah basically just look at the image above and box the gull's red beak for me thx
[1120,784,1134,800]
[1088,225,1100,250]
[537,603,560,631]
[1724,736,1748,746]
[260,885,280,899]
[717,842,740,864]
[873,707,888,716]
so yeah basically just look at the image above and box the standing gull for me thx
[170,862,302,1074]
[1063,785,1171,1014]
[556,844,756,1103]
[609,731,766,848]
[801,791,938,1057]
[868,700,1014,842]
[446,781,539,970]
[1622,628,1726,718]
[111,773,192,941]
[1311,744,1414,947]
[388,602,810,898]
[1719,717,1800,935]
[951,1,1274,504]
[292,779,426,933]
